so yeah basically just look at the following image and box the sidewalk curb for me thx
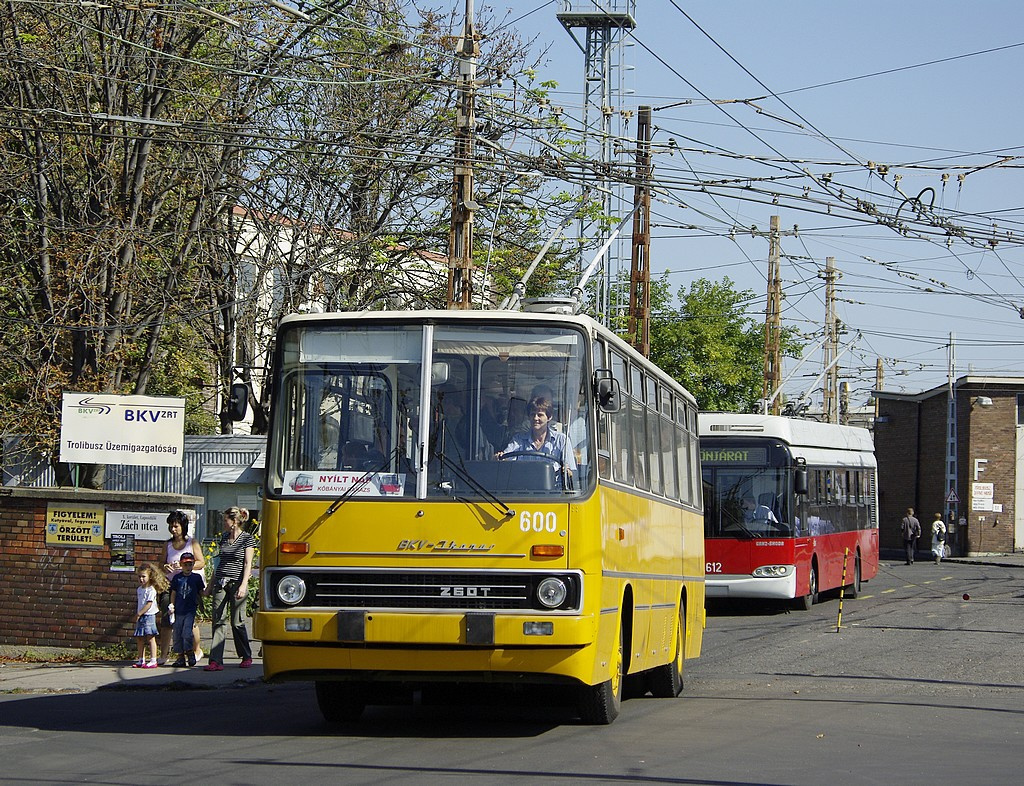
[98,675,264,692]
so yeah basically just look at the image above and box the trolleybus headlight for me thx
[752,565,793,578]
[276,575,307,605]
[536,577,568,608]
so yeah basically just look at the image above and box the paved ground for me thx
[0,621,262,694]
[2,551,1020,696]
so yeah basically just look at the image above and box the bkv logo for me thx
[74,396,112,416]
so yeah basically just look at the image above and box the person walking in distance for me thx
[901,507,922,565]
[931,513,947,564]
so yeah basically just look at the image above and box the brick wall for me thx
[874,397,922,551]
[0,487,202,649]
[876,384,1022,556]
[964,393,1016,554]
[916,394,949,529]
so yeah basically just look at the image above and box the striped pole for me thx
[836,547,849,632]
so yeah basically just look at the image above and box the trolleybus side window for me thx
[660,389,677,501]
[609,350,630,484]
[593,340,612,481]
[630,364,649,491]
[677,401,693,505]
[688,406,701,507]
[646,376,662,496]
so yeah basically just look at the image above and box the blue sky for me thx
[493,1,1024,405]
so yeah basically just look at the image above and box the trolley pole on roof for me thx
[446,0,479,309]
[627,106,652,357]
[763,215,783,414]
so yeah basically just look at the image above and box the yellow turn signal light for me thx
[280,542,310,554]
[531,544,564,558]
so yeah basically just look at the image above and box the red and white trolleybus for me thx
[700,413,878,609]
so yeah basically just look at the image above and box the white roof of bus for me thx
[699,412,875,467]
[278,308,698,405]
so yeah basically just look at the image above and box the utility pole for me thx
[944,334,959,554]
[822,257,839,423]
[874,358,883,419]
[446,0,479,309]
[627,106,651,357]
[763,215,783,414]
[557,1,636,324]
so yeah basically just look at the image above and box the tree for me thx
[646,275,803,412]
[0,0,573,470]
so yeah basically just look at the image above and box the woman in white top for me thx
[159,510,206,665]
[497,396,577,481]
[931,513,947,564]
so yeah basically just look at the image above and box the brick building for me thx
[873,376,1024,556]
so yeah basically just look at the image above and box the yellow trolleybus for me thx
[254,304,704,723]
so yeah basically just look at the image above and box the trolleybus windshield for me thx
[701,440,793,538]
[268,321,594,500]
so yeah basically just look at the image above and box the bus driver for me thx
[496,396,577,478]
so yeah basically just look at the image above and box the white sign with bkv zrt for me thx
[105,511,168,542]
[59,393,185,468]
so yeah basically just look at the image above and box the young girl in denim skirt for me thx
[134,564,168,668]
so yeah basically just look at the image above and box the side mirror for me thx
[227,382,250,421]
[430,361,450,386]
[794,461,808,496]
[592,369,622,413]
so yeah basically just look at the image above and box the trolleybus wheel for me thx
[846,553,862,598]
[648,601,685,698]
[578,619,624,724]
[797,563,818,611]
[315,681,366,723]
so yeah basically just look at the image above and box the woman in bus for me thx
[496,396,577,478]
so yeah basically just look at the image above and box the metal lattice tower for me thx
[557,1,636,324]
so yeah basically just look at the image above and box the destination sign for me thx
[700,447,768,464]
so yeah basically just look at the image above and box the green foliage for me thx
[130,324,220,435]
[642,275,803,412]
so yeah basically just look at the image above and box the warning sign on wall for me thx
[46,502,105,548]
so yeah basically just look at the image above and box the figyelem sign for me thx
[60,393,185,468]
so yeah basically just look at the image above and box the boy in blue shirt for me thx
[168,553,206,667]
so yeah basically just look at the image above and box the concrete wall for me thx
[0,487,202,648]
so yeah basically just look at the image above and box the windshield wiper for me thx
[433,448,515,521]
[324,447,399,517]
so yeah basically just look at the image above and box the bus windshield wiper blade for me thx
[324,448,398,517]
[434,449,515,520]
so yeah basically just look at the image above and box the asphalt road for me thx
[2,559,1021,785]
